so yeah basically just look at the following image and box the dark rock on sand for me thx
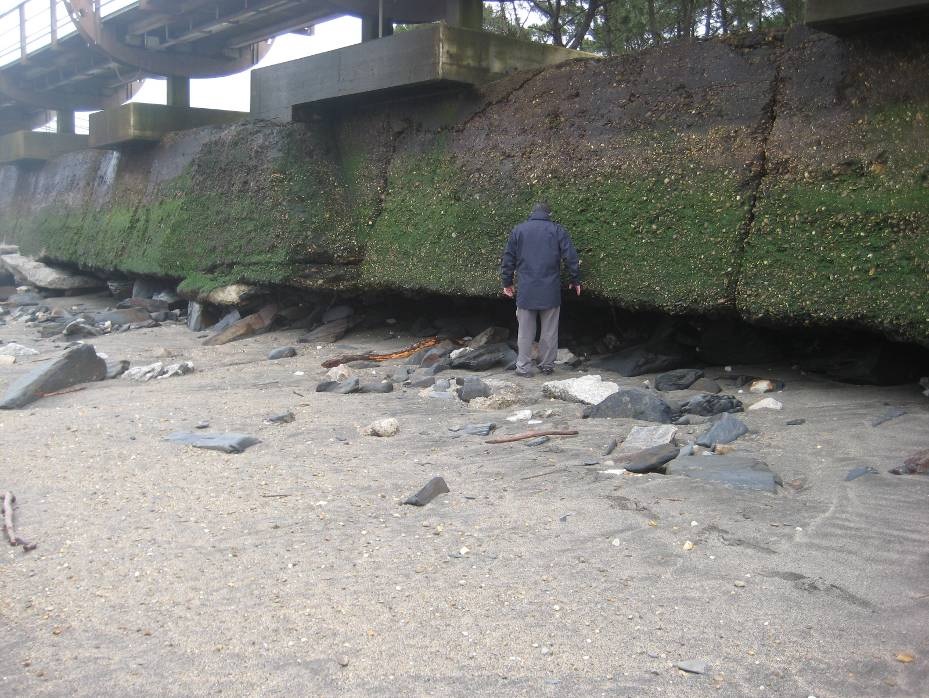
[299,317,350,344]
[614,443,680,474]
[679,393,743,416]
[403,476,450,506]
[457,377,492,403]
[166,432,260,454]
[268,346,297,360]
[583,388,673,423]
[665,455,779,493]
[357,381,394,394]
[696,413,748,448]
[655,368,704,391]
[316,377,361,394]
[0,344,106,409]
[449,344,517,371]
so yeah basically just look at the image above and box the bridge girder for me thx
[64,0,267,79]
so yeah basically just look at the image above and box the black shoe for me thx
[540,367,554,375]
[515,369,532,378]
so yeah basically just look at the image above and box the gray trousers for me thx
[516,306,560,373]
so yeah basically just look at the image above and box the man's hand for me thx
[570,282,582,297]
[502,286,515,298]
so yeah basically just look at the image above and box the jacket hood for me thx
[528,207,551,221]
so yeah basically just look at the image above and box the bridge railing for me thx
[0,0,137,69]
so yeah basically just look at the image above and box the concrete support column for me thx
[361,14,394,42]
[444,0,483,30]
[166,76,190,107]
[56,110,75,134]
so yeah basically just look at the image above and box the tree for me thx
[482,1,808,54]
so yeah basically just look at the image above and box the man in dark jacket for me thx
[500,202,581,376]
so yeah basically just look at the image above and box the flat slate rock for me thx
[299,317,350,344]
[614,443,680,474]
[665,455,779,493]
[203,304,277,346]
[696,412,748,447]
[166,432,260,454]
[619,425,677,453]
[316,377,361,394]
[583,388,673,423]
[1,253,103,290]
[0,343,106,409]
[654,368,703,392]
[675,660,711,675]
[846,466,879,481]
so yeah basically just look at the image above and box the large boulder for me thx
[0,254,102,291]
[0,344,106,409]
[583,388,673,423]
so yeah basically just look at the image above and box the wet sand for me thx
[1,293,928,697]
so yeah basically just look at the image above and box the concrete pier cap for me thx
[0,131,89,164]
[89,103,247,148]
[251,22,593,121]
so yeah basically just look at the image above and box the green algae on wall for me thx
[739,104,929,344]
[361,150,751,313]
[14,124,363,295]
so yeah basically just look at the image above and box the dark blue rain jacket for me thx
[500,207,581,310]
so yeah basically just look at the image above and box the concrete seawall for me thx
[1,27,926,344]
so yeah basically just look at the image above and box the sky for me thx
[129,16,362,112]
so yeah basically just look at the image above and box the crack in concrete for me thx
[457,67,548,131]
[725,52,784,306]
[365,117,414,235]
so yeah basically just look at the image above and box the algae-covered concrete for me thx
[0,27,927,344]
